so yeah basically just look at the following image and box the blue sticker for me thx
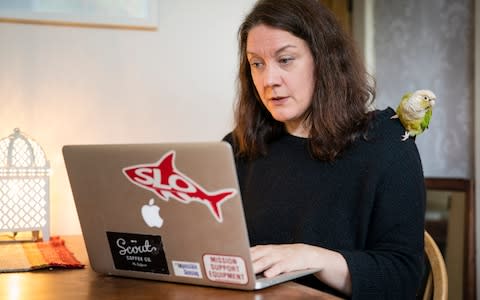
[172,260,203,279]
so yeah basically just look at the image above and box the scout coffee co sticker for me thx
[123,151,237,222]
[106,232,169,274]
[203,254,248,284]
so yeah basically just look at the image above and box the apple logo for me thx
[141,198,164,228]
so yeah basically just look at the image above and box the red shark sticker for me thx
[123,151,237,222]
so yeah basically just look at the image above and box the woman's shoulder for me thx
[222,132,234,144]
[367,107,409,143]
[344,107,423,175]
[361,107,420,156]
[222,132,239,154]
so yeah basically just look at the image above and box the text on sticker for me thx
[116,238,158,255]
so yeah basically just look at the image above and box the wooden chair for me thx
[423,230,448,300]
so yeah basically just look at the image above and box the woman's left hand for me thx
[250,243,352,295]
[250,243,322,278]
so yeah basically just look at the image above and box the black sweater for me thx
[224,108,426,299]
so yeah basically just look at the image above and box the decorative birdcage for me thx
[0,128,50,241]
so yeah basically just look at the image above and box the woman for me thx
[223,0,426,299]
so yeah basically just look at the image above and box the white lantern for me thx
[0,128,50,241]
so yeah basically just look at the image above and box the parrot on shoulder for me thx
[391,89,436,141]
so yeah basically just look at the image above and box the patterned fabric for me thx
[0,236,84,272]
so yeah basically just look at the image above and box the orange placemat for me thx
[0,236,84,272]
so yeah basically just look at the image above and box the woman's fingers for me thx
[250,244,314,277]
[250,245,276,274]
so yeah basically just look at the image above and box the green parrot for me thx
[391,89,436,141]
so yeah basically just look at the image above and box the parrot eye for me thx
[423,96,428,100]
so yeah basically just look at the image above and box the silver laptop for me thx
[63,142,320,290]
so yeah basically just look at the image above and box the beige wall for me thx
[0,0,256,236]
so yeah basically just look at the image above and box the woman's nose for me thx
[263,64,281,87]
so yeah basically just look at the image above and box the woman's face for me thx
[246,24,315,137]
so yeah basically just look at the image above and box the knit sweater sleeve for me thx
[338,141,426,299]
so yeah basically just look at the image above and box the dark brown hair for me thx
[233,0,375,161]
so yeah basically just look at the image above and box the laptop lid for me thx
[63,142,319,290]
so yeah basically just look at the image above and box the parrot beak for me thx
[429,99,436,107]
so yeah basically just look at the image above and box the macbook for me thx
[63,142,320,290]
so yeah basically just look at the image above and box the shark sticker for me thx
[123,151,237,222]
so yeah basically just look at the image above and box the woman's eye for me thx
[279,57,294,65]
[250,61,263,69]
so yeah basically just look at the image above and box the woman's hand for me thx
[250,243,320,277]
[250,243,352,295]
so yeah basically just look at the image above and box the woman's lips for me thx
[270,96,288,105]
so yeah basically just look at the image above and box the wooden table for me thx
[0,236,343,300]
